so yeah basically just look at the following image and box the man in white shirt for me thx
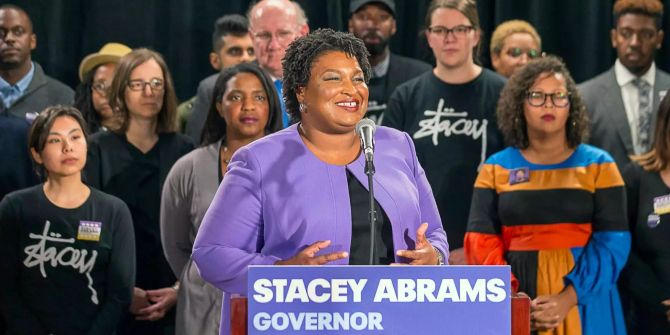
[579,0,670,169]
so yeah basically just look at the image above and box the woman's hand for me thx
[448,247,466,265]
[395,223,439,265]
[129,287,151,315]
[275,240,348,265]
[135,287,178,321]
[530,285,577,331]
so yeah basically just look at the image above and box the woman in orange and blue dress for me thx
[465,56,630,334]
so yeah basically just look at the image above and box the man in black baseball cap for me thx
[348,0,431,124]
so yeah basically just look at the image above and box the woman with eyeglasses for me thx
[84,48,194,334]
[465,56,630,335]
[383,0,505,265]
[618,92,670,335]
[74,43,132,133]
[490,20,542,78]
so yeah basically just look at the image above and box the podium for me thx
[230,266,530,335]
[232,296,530,334]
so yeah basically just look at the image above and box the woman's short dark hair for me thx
[73,65,103,133]
[497,55,589,149]
[282,28,371,123]
[108,48,178,134]
[28,105,89,178]
[200,62,283,145]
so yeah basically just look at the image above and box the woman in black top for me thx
[0,105,135,335]
[620,91,670,335]
[85,48,194,333]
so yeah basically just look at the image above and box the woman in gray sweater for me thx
[159,62,282,335]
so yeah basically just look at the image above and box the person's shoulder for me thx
[389,53,432,72]
[44,75,74,95]
[245,126,298,153]
[3,184,42,204]
[89,187,127,208]
[199,73,219,90]
[577,67,613,91]
[163,132,196,148]
[88,130,120,146]
[483,147,518,167]
[572,144,617,166]
[479,68,507,87]
[393,71,434,93]
[171,144,214,173]
[376,125,408,142]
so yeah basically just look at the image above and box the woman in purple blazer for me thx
[193,28,449,334]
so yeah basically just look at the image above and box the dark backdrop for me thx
[9,0,670,101]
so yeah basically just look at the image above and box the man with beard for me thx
[579,0,670,169]
[348,0,431,124]
[0,5,73,121]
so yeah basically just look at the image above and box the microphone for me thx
[355,118,376,175]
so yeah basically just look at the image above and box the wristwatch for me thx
[433,246,445,265]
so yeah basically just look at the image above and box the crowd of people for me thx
[0,0,668,334]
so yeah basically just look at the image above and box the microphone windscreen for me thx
[355,118,376,137]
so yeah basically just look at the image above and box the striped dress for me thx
[465,144,630,335]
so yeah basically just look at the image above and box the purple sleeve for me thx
[192,147,280,295]
[403,132,450,259]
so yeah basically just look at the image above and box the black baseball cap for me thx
[349,0,396,17]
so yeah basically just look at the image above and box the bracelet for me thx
[433,246,445,265]
[171,281,180,291]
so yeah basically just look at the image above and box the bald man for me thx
[0,4,73,121]
[249,0,309,126]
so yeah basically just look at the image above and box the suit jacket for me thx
[578,66,670,169]
[193,124,449,335]
[0,62,74,119]
[184,73,218,141]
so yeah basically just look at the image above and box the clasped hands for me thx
[129,285,178,321]
[527,285,578,331]
[275,223,439,266]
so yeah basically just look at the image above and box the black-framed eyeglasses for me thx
[91,81,111,95]
[507,47,541,59]
[127,78,164,92]
[526,91,571,107]
[427,25,475,39]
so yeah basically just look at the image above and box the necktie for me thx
[274,79,289,128]
[0,85,20,108]
[632,78,652,153]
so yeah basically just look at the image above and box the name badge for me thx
[647,214,661,228]
[653,194,670,215]
[77,221,102,242]
[509,167,530,185]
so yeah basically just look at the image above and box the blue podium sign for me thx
[247,265,511,334]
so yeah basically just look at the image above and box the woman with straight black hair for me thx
[0,105,135,335]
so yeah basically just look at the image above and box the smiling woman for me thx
[192,28,449,334]
[0,105,135,334]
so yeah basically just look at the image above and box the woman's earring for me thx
[299,103,306,113]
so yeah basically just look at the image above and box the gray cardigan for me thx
[160,141,222,335]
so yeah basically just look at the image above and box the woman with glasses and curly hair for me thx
[84,48,194,333]
[465,55,630,334]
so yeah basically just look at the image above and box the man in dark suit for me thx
[183,14,255,141]
[348,0,431,124]
[578,0,669,169]
[0,4,73,121]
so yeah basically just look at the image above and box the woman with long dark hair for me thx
[160,62,282,335]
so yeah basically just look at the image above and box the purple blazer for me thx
[193,124,448,334]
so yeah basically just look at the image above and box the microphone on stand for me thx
[355,118,376,176]
[355,118,377,265]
